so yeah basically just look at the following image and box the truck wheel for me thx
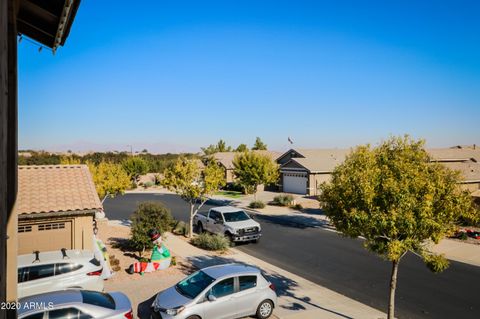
[256,299,273,319]
[197,222,204,234]
[225,232,236,247]
[253,238,260,244]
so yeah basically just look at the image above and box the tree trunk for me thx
[388,260,400,319]
[189,203,194,239]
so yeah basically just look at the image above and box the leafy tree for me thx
[162,158,226,238]
[201,139,233,155]
[87,161,131,201]
[319,136,474,319]
[122,157,149,182]
[235,144,249,152]
[142,149,149,153]
[252,137,267,150]
[60,156,82,165]
[233,151,279,200]
[130,202,174,255]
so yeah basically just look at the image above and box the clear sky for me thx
[18,0,480,153]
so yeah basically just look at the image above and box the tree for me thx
[130,202,174,255]
[235,144,249,152]
[122,157,149,182]
[60,155,81,165]
[201,139,232,155]
[233,151,279,200]
[87,161,131,201]
[162,158,226,238]
[252,137,267,150]
[319,136,474,319]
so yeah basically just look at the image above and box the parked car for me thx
[18,289,133,319]
[193,206,262,243]
[151,263,277,319]
[18,249,104,298]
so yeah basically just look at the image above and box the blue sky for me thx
[19,0,480,153]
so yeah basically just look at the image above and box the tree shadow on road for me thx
[185,255,354,319]
[254,214,331,230]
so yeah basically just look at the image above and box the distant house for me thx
[213,151,281,184]
[277,147,480,197]
[277,149,350,196]
[16,165,102,255]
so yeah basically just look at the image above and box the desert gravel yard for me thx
[96,222,195,319]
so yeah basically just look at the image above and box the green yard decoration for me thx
[319,136,474,319]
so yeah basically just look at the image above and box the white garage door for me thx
[283,173,308,194]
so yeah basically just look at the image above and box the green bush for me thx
[292,203,303,210]
[191,233,230,251]
[130,202,174,254]
[272,194,295,206]
[172,220,189,236]
[249,200,266,209]
[143,181,154,188]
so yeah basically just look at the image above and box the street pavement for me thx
[104,192,480,319]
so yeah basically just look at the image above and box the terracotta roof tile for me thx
[16,165,102,215]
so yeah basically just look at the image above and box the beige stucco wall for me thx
[18,214,93,255]
[226,169,235,183]
[308,173,332,196]
[6,210,17,302]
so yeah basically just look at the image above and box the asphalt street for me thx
[104,193,480,319]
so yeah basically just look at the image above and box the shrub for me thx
[292,203,303,210]
[172,220,189,236]
[249,200,265,209]
[143,181,154,189]
[130,202,174,254]
[272,194,295,206]
[191,233,230,251]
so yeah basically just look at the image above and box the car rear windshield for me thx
[223,211,250,222]
[81,291,115,310]
[175,271,215,299]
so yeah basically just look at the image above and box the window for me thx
[18,268,26,283]
[48,307,91,319]
[223,211,250,222]
[209,211,221,221]
[211,278,234,298]
[239,275,257,291]
[55,263,83,275]
[25,264,55,281]
[18,225,32,233]
[176,271,215,299]
[81,291,116,310]
[38,223,65,231]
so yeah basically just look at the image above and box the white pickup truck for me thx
[193,206,262,244]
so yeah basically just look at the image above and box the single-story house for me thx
[277,149,350,196]
[213,151,281,184]
[16,165,102,255]
[277,147,480,197]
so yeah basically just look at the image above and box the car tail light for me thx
[87,268,103,276]
[124,310,133,319]
[269,283,276,291]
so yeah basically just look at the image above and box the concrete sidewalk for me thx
[164,233,387,319]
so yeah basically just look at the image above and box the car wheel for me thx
[253,238,260,244]
[256,299,273,319]
[197,222,204,233]
[186,316,201,319]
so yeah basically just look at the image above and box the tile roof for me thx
[213,151,281,169]
[427,148,480,162]
[440,162,480,182]
[280,149,351,172]
[16,165,102,215]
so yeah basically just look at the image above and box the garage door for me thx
[283,173,308,194]
[18,221,72,255]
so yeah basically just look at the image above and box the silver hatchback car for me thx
[151,263,277,319]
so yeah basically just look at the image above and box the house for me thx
[277,147,480,197]
[213,151,281,184]
[277,149,350,196]
[16,165,102,255]
[1,0,81,308]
